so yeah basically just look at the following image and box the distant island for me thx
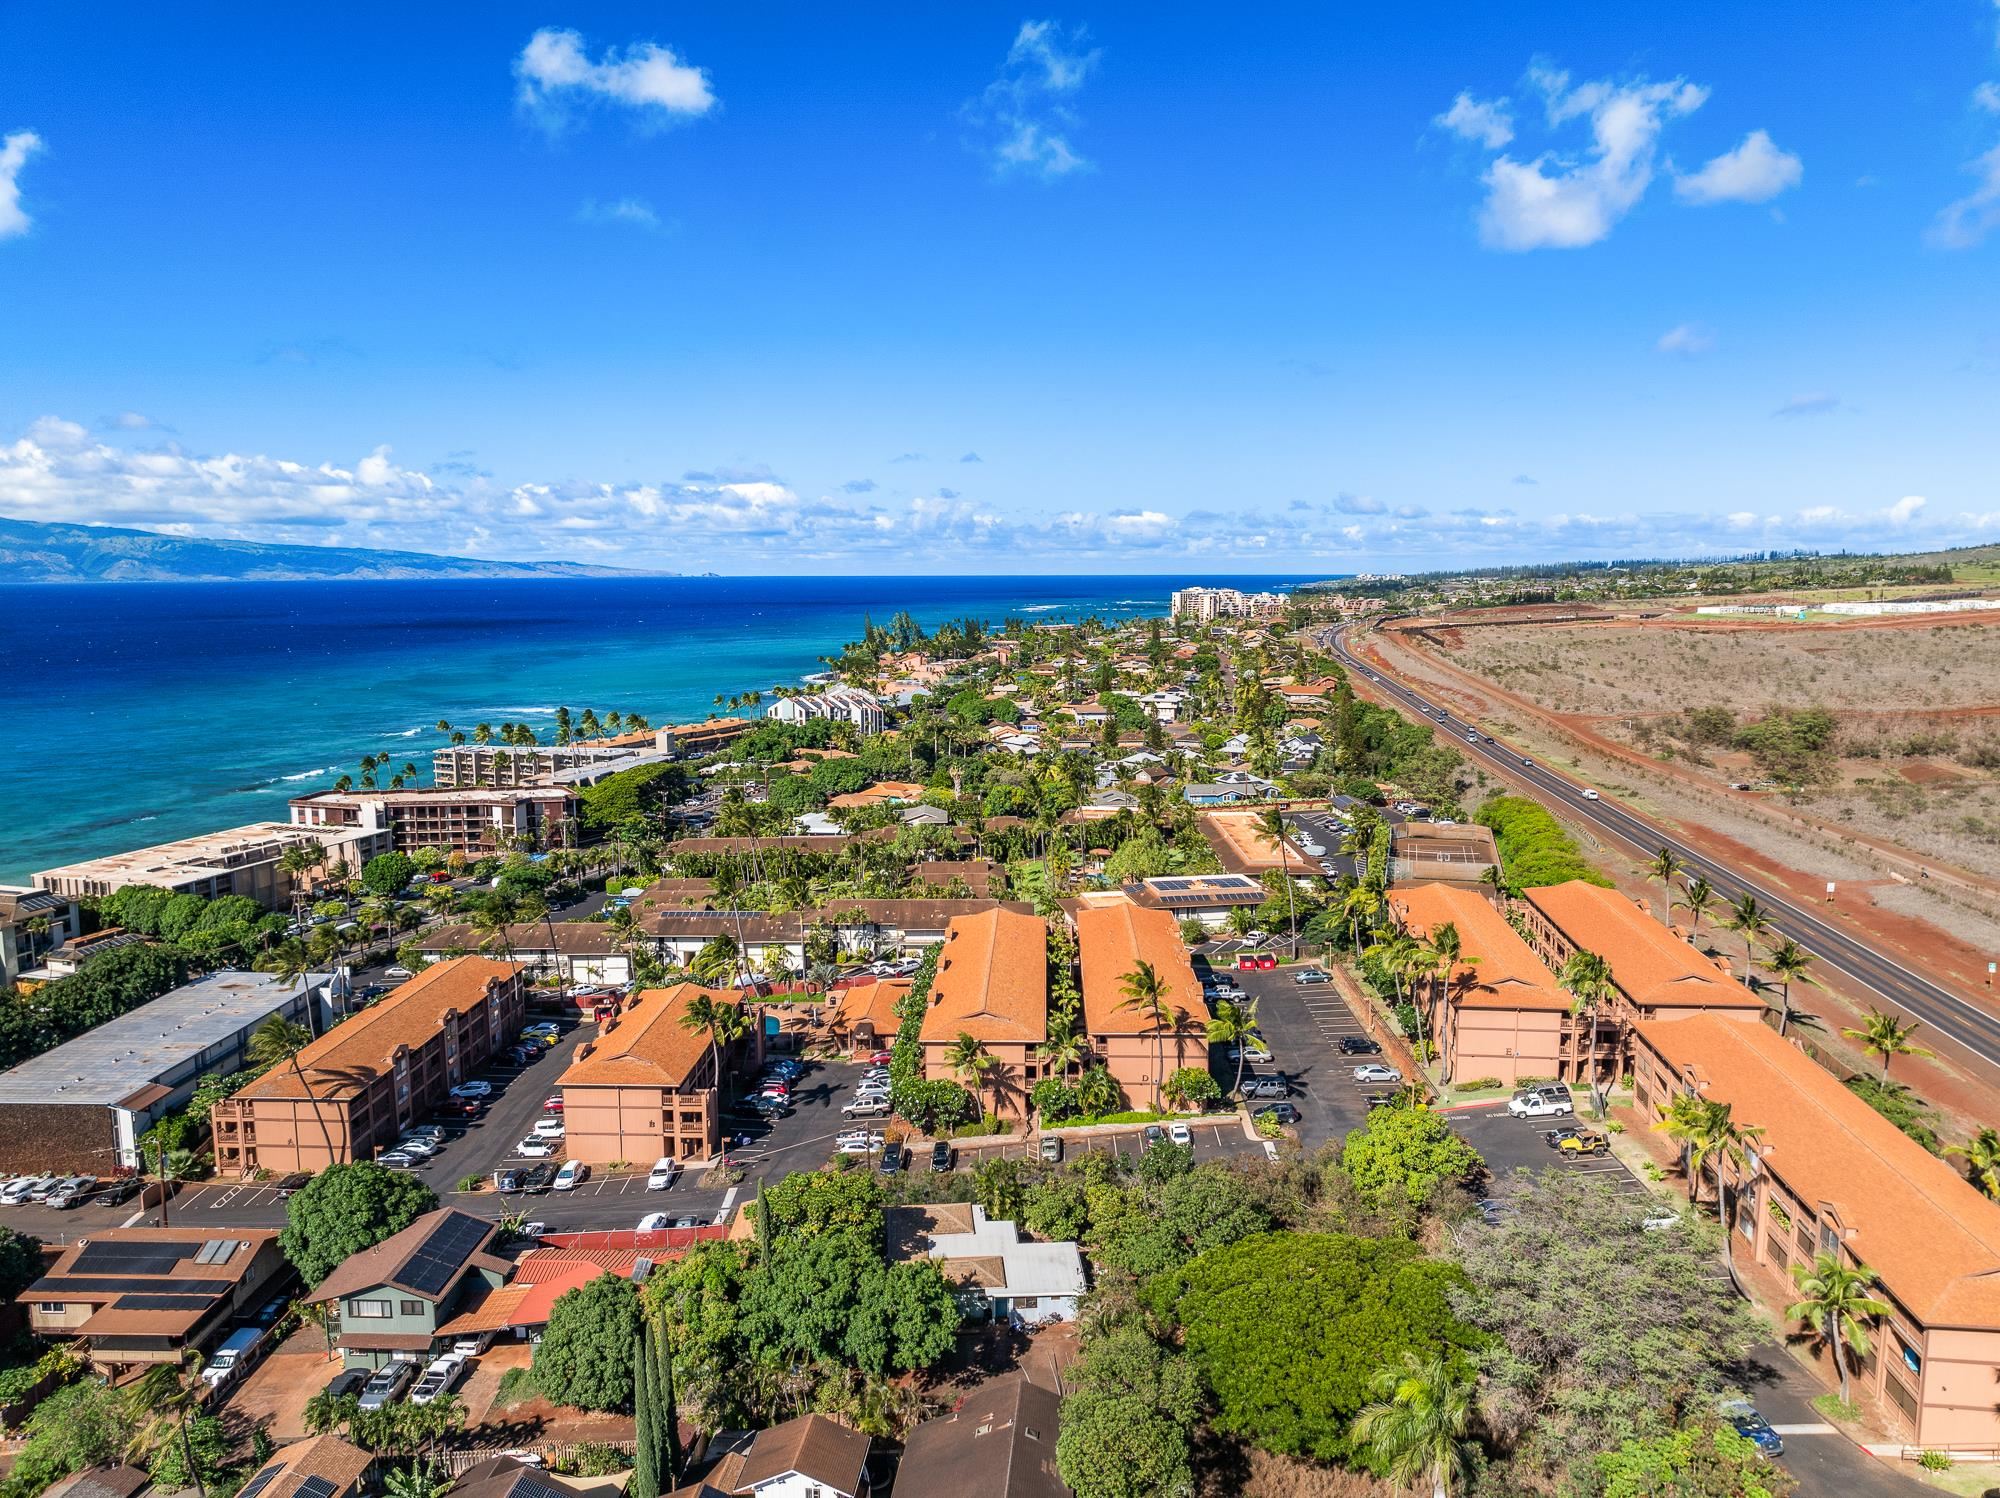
[0,515,661,583]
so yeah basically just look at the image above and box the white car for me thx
[1228,1041,1274,1064]
[1581,788,1600,801]
[1168,1122,1193,1145]
[647,1157,679,1190]
[450,1081,492,1100]
[835,1131,884,1154]
[636,1212,672,1232]
[410,1354,467,1405]
[383,966,414,980]
[552,1160,587,1191]
[532,1119,565,1138]
[1352,1064,1402,1084]
[515,1137,557,1158]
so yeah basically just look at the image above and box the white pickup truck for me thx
[1506,1088,1575,1120]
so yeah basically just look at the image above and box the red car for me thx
[543,1095,564,1114]
[865,1051,893,1065]
[1237,954,1277,971]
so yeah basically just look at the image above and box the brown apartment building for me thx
[1516,880,1764,1087]
[210,957,526,1174]
[1632,1014,2000,1448]
[1386,883,1572,1086]
[289,787,575,855]
[558,983,759,1164]
[1076,902,1209,1110]
[918,909,1049,1119]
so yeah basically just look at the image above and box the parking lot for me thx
[1205,962,1392,1154]
[1282,808,1361,880]
[1450,1101,1652,1202]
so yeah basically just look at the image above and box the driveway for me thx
[1220,964,1379,1155]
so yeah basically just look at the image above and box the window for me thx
[400,1299,423,1317]
[348,1298,392,1319]
[36,1303,62,1314]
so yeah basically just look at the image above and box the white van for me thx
[202,1326,266,1387]
[646,1157,679,1191]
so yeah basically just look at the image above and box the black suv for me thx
[1337,1035,1382,1055]
[1254,1101,1301,1125]
[879,1143,906,1174]
[522,1162,559,1194]
[930,1141,955,1173]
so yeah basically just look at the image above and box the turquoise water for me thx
[0,575,1307,883]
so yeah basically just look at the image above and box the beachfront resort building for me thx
[289,786,575,855]
[0,885,76,984]
[34,821,380,908]
[209,957,525,1174]
[764,687,886,736]
[1169,586,1286,621]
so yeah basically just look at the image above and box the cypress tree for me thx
[656,1317,682,1482]
[631,1329,660,1498]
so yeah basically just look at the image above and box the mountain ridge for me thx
[0,515,661,583]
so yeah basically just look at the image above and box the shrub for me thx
[1476,795,1612,894]
[1916,1449,1953,1472]
[1457,1076,1504,1092]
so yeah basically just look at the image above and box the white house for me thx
[886,1203,1087,1327]
[765,688,885,736]
[696,1412,872,1497]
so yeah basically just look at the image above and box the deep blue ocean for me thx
[0,575,1314,883]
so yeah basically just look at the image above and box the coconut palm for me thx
[1364,931,1422,1005]
[1342,884,1382,953]
[1763,936,1821,1038]
[1255,807,1299,956]
[679,991,751,1098]
[1724,894,1772,984]
[1646,847,1684,928]
[1681,875,1716,951]
[127,1349,212,1498]
[1116,960,1173,1110]
[469,898,518,966]
[1351,1351,1478,1498]
[280,840,324,924]
[945,1032,999,1119]
[247,1013,338,1167]
[1207,996,1263,1097]
[1949,1127,2000,1200]
[1842,1008,1934,1083]
[1787,1255,1891,1404]
[1558,948,1616,1117]
[1036,1024,1089,1083]
[1421,922,1475,1071]
[1653,1095,1764,1286]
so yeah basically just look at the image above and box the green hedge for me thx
[1475,795,1612,895]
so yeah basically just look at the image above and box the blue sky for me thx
[2,1,1998,573]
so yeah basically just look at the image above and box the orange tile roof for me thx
[841,977,910,1035]
[1526,881,1762,1011]
[919,910,1048,1045]
[1077,902,1209,1036]
[826,780,927,809]
[237,957,520,1100]
[1387,884,1572,1011]
[1636,1013,2000,1327]
[558,983,742,1089]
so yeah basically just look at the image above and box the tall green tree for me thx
[1786,1254,1891,1404]
[944,1031,998,1120]
[247,1012,338,1171]
[1763,937,1820,1038]
[534,1273,643,1411]
[1255,807,1299,955]
[280,1164,439,1286]
[1206,996,1261,1097]
[1116,960,1173,1111]
[1557,948,1616,1117]
[1948,1126,2000,1200]
[1646,847,1683,929]
[1842,1007,1934,1083]
[1351,1352,1479,1498]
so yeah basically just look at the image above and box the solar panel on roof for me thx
[296,1476,337,1498]
[237,1464,281,1498]
[400,1214,489,1297]
[115,1293,216,1310]
[73,1241,188,1277]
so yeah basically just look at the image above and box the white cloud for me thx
[1929,145,2000,249]
[1656,322,1716,356]
[1435,91,1514,149]
[0,130,44,240]
[1886,494,1926,524]
[114,412,153,430]
[1673,129,1803,204]
[1474,67,1708,250]
[1976,82,2000,114]
[515,28,715,127]
[1773,392,1841,418]
[577,196,662,230]
[966,20,1099,179]
[25,416,89,450]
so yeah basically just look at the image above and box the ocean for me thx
[0,574,1313,884]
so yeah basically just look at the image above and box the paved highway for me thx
[1323,624,2000,1072]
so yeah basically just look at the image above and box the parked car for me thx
[835,1130,883,1155]
[929,1141,955,1173]
[1167,1122,1193,1146]
[842,1098,892,1117]
[323,1367,368,1401]
[493,1169,524,1193]
[879,1143,906,1173]
[45,1176,96,1209]
[95,1177,142,1207]
[1142,1124,1166,1148]
[383,966,414,981]
[1227,1041,1273,1064]
[202,1326,267,1388]
[1506,1088,1574,1120]
[1254,1102,1300,1126]
[552,1160,588,1191]
[532,1119,565,1138]
[521,1163,558,1193]
[1719,1400,1783,1457]
[637,1212,672,1232]
[515,1137,557,1158]
[1242,1075,1290,1099]
[864,1050,893,1065]
[1545,1127,1609,1157]
[450,1081,492,1100]
[410,1355,468,1405]
[376,1151,419,1169]
[542,1095,565,1114]
[1336,1035,1381,1055]
[1352,1064,1402,1084]
[1040,1136,1063,1163]
[1293,968,1331,986]
[647,1157,680,1190]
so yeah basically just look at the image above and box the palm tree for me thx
[128,1349,211,1498]
[1558,948,1615,1117]
[679,991,751,1102]
[1077,1065,1120,1115]
[1787,1255,1891,1405]
[1256,807,1299,956]
[1351,1352,1478,1498]
[1364,931,1422,1005]
[1646,847,1684,929]
[280,840,324,924]
[1207,996,1262,1097]
[1763,937,1820,1038]
[469,898,518,966]
[1477,863,1507,904]
[1422,922,1474,1074]
[1116,960,1173,1110]
[1036,1024,1088,1084]
[1342,883,1382,953]
[1950,1128,2000,1200]
[1724,894,1772,985]
[1682,875,1715,951]
[248,1014,338,1167]
[945,1031,998,1120]
[1653,1095,1764,1285]
[1843,1008,1934,1083]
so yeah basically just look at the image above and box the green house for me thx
[303,1208,511,1370]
